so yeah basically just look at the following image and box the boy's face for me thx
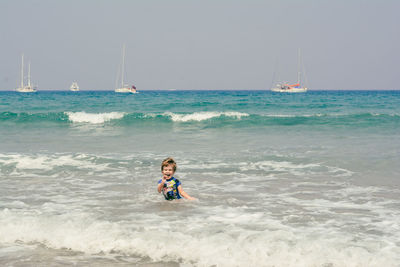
[162,164,175,179]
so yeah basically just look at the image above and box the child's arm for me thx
[177,185,196,200]
[157,177,167,193]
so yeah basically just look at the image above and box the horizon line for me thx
[1,89,400,92]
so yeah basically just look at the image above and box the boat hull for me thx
[271,87,307,93]
[115,87,137,93]
[16,87,37,93]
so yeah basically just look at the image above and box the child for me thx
[157,157,195,201]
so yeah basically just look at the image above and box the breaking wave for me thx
[0,111,399,127]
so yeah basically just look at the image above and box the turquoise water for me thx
[0,90,399,266]
[1,90,399,127]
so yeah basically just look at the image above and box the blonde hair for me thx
[161,157,177,172]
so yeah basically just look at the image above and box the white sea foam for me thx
[0,208,398,267]
[0,153,112,173]
[65,111,125,124]
[239,160,320,172]
[164,111,249,122]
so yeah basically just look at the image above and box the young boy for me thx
[157,157,195,201]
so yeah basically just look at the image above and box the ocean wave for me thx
[0,153,116,176]
[0,111,399,127]
[0,111,69,123]
[163,111,249,122]
[0,208,398,267]
[65,111,126,124]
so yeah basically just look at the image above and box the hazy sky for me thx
[1,0,399,90]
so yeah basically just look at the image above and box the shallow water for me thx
[0,90,399,266]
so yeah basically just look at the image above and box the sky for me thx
[0,0,399,90]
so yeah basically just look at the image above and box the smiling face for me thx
[162,164,175,179]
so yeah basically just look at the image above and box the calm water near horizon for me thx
[0,90,399,266]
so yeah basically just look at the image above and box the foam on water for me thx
[0,153,113,174]
[164,111,249,122]
[0,110,399,129]
[1,91,400,266]
[0,203,398,267]
[1,152,399,266]
[65,111,126,124]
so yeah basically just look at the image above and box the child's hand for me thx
[163,173,172,180]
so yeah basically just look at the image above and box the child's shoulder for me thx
[172,177,181,184]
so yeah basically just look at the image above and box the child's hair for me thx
[161,157,177,172]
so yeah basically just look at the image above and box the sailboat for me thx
[70,81,79,91]
[114,44,137,94]
[271,49,308,93]
[16,54,37,93]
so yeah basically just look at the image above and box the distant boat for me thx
[114,44,137,94]
[16,54,37,93]
[271,82,307,93]
[70,81,79,91]
[271,49,308,93]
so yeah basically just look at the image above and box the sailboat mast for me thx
[121,44,125,87]
[28,62,31,87]
[297,48,301,85]
[21,54,24,88]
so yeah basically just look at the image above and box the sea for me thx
[0,90,399,267]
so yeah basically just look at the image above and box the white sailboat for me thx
[16,54,37,93]
[115,44,137,94]
[271,49,308,93]
[70,81,79,91]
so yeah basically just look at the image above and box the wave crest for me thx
[164,111,249,122]
[65,112,126,124]
[0,111,399,127]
